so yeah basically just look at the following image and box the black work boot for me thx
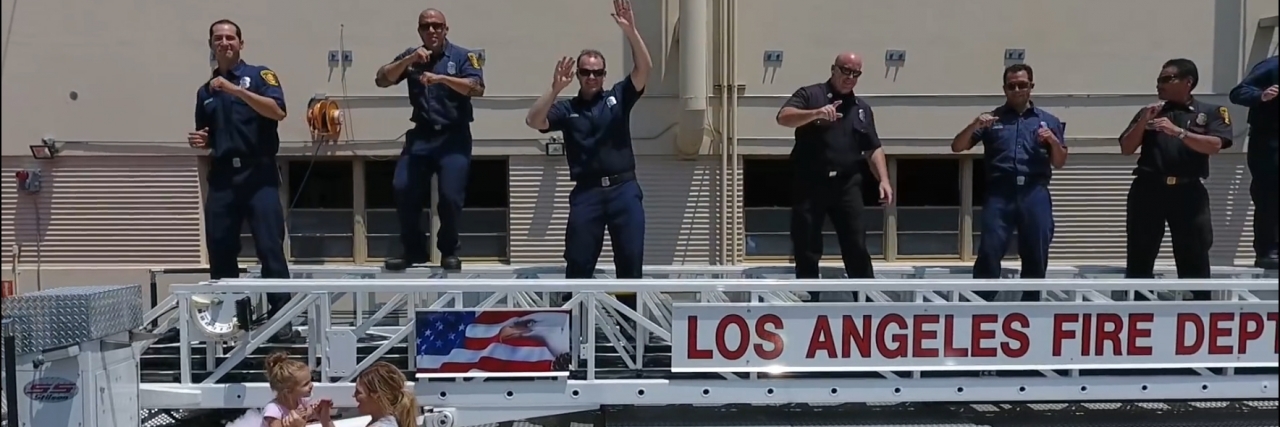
[385,256,427,272]
[440,255,462,272]
[1255,250,1279,270]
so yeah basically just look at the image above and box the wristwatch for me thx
[1177,128,1188,140]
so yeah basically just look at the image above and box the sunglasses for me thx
[418,22,446,32]
[833,66,863,78]
[577,68,606,78]
[1156,75,1181,84]
[1003,82,1032,91]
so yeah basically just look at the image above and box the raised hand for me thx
[1139,102,1164,122]
[551,56,575,91]
[611,0,635,30]
[815,100,843,121]
[411,47,432,63]
[973,112,997,128]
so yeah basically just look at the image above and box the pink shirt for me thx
[261,399,310,427]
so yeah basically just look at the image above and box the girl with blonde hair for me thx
[260,351,318,427]
[315,361,418,427]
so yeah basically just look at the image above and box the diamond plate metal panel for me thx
[2,285,143,355]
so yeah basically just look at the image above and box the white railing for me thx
[134,265,1279,427]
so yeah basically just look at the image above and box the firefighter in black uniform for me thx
[1118,59,1232,300]
[775,53,893,302]
[190,19,292,320]
[1229,55,1278,270]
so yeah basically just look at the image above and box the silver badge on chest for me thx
[857,108,865,121]
[239,76,251,89]
[1195,113,1207,125]
[447,61,456,74]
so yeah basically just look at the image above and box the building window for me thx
[971,159,1019,257]
[459,158,510,259]
[363,160,416,261]
[288,160,355,260]
[362,158,510,261]
[742,158,884,259]
[895,158,961,257]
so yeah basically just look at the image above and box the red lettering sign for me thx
[673,303,1280,373]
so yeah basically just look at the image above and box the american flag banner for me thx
[414,309,573,376]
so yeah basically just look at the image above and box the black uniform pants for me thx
[204,161,291,317]
[790,173,874,302]
[1248,135,1278,262]
[1124,175,1211,300]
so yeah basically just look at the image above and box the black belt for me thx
[576,171,636,188]
[413,122,466,133]
[212,156,274,169]
[1136,173,1201,185]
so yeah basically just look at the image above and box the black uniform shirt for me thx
[1121,98,1234,179]
[541,76,644,182]
[194,61,285,161]
[782,82,883,177]
[391,41,485,129]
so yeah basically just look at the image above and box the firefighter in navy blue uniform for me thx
[951,64,1067,302]
[189,20,290,317]
[1119,59,1233,300]
[375,9,485,272]
[525,0,653,309]
[775,53,893,302]
[1229,55,1279,270]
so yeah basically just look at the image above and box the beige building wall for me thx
[2,0,1276,294]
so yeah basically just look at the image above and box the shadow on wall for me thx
[1207,155,1253,266]
[10,176,54,258]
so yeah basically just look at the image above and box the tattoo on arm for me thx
[466,77,485,97]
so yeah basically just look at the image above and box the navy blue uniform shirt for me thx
[1229,55,1278,138]
[393,42,485,130]
[971,104,1066,182]
[194,61,285,161]
[1121,98,1234,179]
[541,76,645,182]
[783,82,883,177]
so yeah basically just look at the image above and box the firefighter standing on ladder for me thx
[188,19,292,324]
[524,0,653,310]
[1229,54,1279,271]
[951,64,1067,302]
[376,8,486,272]
[1118,59,1232,300]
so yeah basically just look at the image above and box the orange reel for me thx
[306,99,343,142]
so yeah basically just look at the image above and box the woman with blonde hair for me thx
[315,361,418,427]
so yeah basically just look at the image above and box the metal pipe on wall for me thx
[675,0,709,159]
[728,0,741,264]
[716,0,730,265]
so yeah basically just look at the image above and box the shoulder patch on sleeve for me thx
[260,69,280,86]
[467,52,483,69]
[1218,106,1230,125]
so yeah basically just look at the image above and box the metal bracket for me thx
[328,50,354,67]
[885,49,907,63]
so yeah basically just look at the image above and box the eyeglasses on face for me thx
[577,68,606,78]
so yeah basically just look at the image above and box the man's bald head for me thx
[420,8,446,22]
[417,8,449,49]
[833,53,862,68]
[828,52,864,93]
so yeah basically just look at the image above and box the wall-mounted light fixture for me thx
[30,137,60,160]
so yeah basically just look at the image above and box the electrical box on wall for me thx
[16,168,42,194]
